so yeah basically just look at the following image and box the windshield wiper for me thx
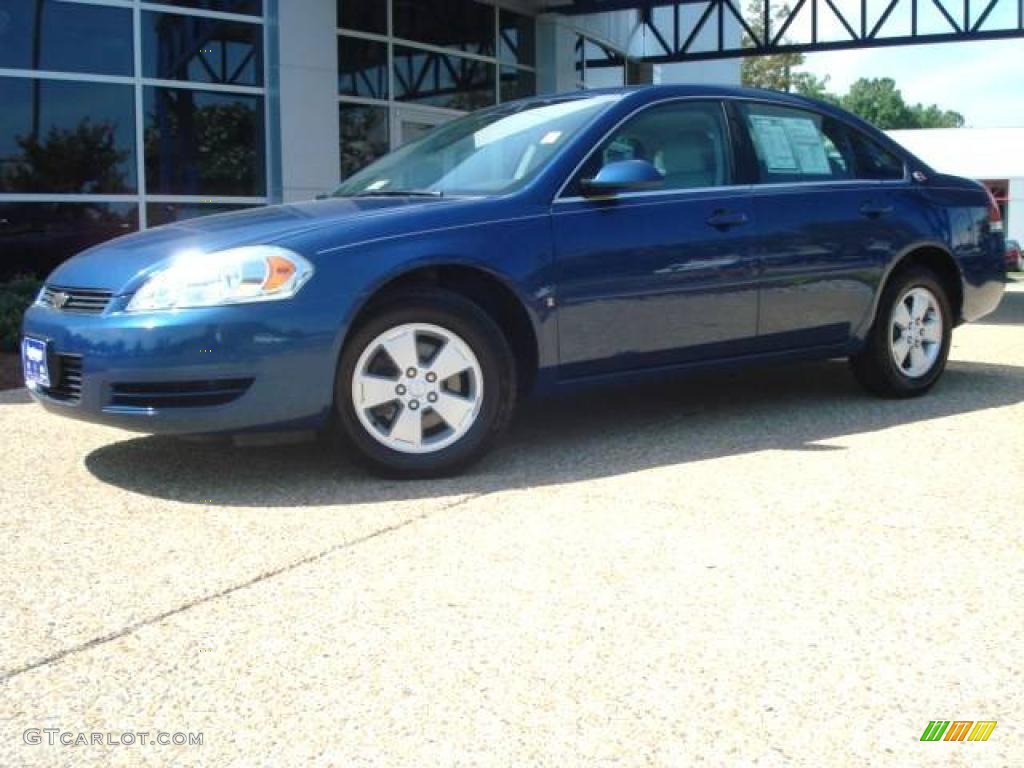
[353,189,444,198]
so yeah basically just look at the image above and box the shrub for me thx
[0,276,42,353]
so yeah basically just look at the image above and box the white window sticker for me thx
[366,179,390,190]
[749,115,797,172]
[540,130,563,145]
[749,114,831,175]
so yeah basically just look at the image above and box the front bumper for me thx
[21,299,343,436]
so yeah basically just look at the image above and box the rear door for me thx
[733,100,904,350]
[551,99,758,378]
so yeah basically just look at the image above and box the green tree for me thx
[839,78,965,129]
[908,103,965,129]
[791,72,840,105]
[740,2,805,91]
[839,77,914,128]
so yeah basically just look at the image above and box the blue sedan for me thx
[21,85,1006,476]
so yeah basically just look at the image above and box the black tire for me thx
[334,289,517,478]
[849,266,952,398]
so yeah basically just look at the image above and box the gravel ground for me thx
[1,283,1022,767]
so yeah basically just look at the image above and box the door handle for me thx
[860,202,894,218]
[706,209,749,230]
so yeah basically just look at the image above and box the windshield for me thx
[332,95,621,198]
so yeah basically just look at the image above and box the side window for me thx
[846,129,905,180]
[739,102,854,184]
[568,101,731,195]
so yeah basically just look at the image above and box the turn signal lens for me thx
[264,255,297,292]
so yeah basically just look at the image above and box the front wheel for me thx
[849,266,952,398]
[335,289,516,477]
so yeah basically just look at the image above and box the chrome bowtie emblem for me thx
[50,291,70,309]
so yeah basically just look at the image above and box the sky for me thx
[797,38,1024,128]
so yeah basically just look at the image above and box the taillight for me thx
[985,186,1004,233]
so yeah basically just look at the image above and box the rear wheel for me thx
[849,266,952,398]
[335,290,516,477]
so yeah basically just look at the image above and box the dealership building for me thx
[2,0,1020,280]
[0,0,739,278]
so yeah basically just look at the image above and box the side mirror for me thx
[580,159,664,196]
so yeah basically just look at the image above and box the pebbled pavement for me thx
[1,282,1022,767]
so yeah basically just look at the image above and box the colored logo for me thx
[920,720,997,742]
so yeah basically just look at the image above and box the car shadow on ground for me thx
[84,356,1024,507]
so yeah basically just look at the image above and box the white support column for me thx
[1008,178,1024,246]
[278,0,341,202]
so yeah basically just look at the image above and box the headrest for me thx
[662,130,714,174]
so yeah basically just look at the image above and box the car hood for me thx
[44,197,454,292]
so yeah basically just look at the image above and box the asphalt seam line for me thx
[0,493,483,684]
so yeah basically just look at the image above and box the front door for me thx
[552,100,758,378]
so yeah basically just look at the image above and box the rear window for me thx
[739,102,853,184]
[846,129,905,180]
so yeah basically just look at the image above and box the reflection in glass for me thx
[499,10,535,67]
[394,46,495,111]
[143,12,263,86]
[0,202,138,280]
[338,36,388,99]
[0,0,133,76]
[334,95,621,197]
[393,0,494,56]
[158,0,262,15]
[147,202,257,227]
[500,67,535,103]
[576,36,626,89]
[340,104,389,180]
[337,0,386,34]
[0,77,136,194]
[144,87,266,196]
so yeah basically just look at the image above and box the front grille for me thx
[42,354,83,403]
[40,285,113,314]
[109,379,253,409]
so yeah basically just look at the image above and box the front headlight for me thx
[125,245,313,312]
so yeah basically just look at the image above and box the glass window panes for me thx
[336,95,621,197]
[393,0,494,57]
[0,77,136,194]
[499,67,535,103]
[158,1,263,15]
[339,36,388,99]
[499,10,535,67]
[740,102,856,183]
[337,0,386,34]
[846,129,905,180]
[393,46,495,111]
[147,202,258,227]
[0,0,132,76]
[570,101,730,194]
[144,87,266,196]
[143,11,263,86]
[340,103,389,180]
[0,202,138,280]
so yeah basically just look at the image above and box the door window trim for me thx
[553,96,739,204]
[731,98,910,186]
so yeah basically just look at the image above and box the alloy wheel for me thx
[350,323,484,454]
[889,286,943,378]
